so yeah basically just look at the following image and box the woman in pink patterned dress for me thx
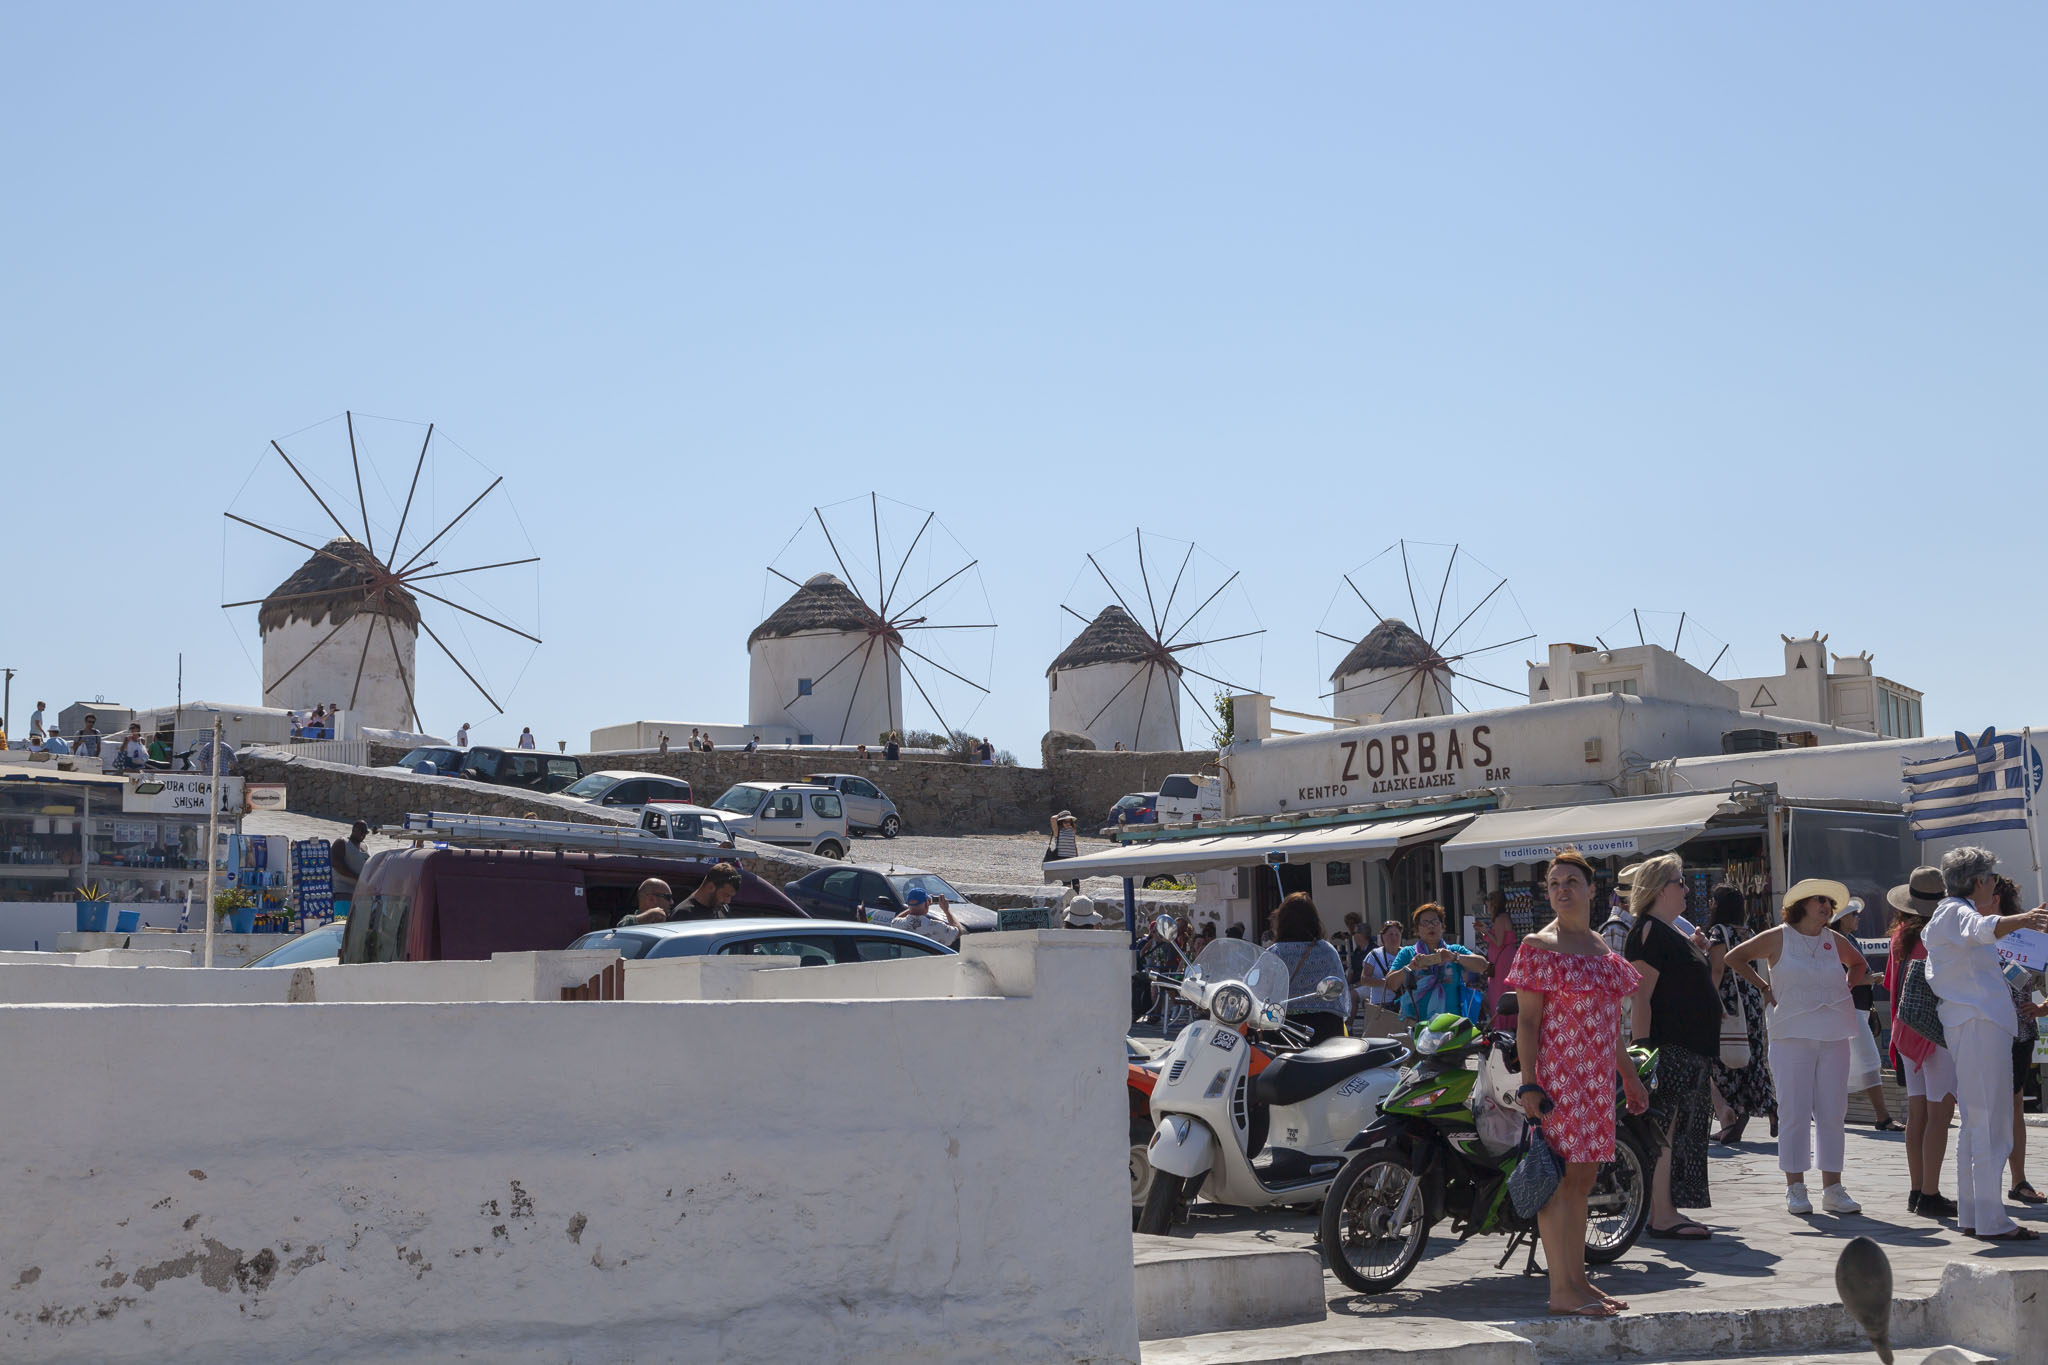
[1504,848,1649,1319]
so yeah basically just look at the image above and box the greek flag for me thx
[1901,729,2031,840]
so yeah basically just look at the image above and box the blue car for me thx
[566,917,955,966]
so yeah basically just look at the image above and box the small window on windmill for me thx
[797,678,814,696]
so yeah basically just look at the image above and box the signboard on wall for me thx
[122,775,245,815]
[998,906,1053,932]
[246,784,288,812]
[1497,836,1640,863]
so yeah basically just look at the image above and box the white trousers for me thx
[1950,1016,2017,1238]
[1771,1036,1850,1175]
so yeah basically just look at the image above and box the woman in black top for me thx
[1626,853,1722,1240]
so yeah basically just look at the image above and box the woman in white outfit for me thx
[1725,878,1869,1215]
[1922,846,2048,1241]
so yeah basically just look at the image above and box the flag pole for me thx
[2026,727,2044,907]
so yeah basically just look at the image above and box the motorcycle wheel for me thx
[1137,1170,1192,1235]
[1318,1145,1431,1292]
[1585,1128,1650,1263]
[1130,1114,1156,1215]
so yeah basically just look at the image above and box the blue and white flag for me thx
[1901,728,2031,840]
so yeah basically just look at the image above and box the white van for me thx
[706,782,851,859]
[1156,772,1222,827]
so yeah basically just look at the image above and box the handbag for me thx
[1719,986,1752,1070]
[1508,1124,1565,1219]
[1896,958,1946,1050]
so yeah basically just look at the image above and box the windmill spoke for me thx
[1084,659,1151,730]
[1428,544,1458,645]
[767,565,807,592]
[346,596,379,711]
[418,613,504,714]
[383,612,423,733]
[1672,611,1686,655]
[898,655,954,742]
[884,637,897,739]
[1060,602,1095,627]
[1399,540,1422,627]
[1440,632,1537,662]
[783,634,873,709]
[1433,578,1507,656]
[224,513,371,575]
[1087,553,1146,639]
[1343,574,1384,622]
[880,510,934,617]
[871,493,886,612]
[1161,570,1239,647]
[1385,664,1429,718]
[896,623,996,630]
[390,423,432,564]
[401,556,541,583]
[1705,643,1730,676]
[270,440,359,548]
[1165,628,1265,652]
[1448,667,1527,698]
[266,613,356,692]
[221,583,372,612]
[1133,659,1156,751]
[346,411,373,560]
[1633,609,1645,645]
[395,475,504,575]
[888,558,977,623]
[1175,671,1213,746]
[839,638,878,745]
[896,641,990,693]
[1136,531,1161,638]
[408,585,542,644]
[1175,660,1256,695]
[1157,543,1196,641]
[813,507,867,611]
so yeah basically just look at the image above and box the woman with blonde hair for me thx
[1625,852,1722,1240]
[1725,879,1869,1216]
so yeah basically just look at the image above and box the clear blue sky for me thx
[5,5,2042,759]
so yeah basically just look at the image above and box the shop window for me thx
[1589,678,1638,696]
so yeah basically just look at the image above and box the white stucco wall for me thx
[0,934,1138,1365]
[262,612,418,732]
[1049,660,1182,752]
[748,630,903,746]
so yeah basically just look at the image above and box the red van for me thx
[339,847,804,964]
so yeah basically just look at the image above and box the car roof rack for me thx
[381,810,743,861]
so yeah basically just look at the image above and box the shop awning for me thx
[1437,792,1739,873]
[1043,812,1474,883]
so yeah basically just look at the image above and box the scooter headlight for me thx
[1211,984,1253,1026]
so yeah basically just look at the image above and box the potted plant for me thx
[75,882,112,934]
[213,885,258,935]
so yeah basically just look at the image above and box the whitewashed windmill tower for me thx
[259,538,420,729]
[751,496,996,747]
[1328,618,1453,723]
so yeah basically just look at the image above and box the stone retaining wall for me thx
[237,754,636,832]
[1047,749,1220,828]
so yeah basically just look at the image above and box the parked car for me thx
[561,769,694,812]
[567,918,956,965]
[338,847,804,964]
[1155,773,1221,827]
[801,773,902,838]
[782,864,1000,933]
[383,745,463,777]
[243,921,346,967]
[707,782,850,859]
[1106,792,1159,829]
[638,801,738,849]
[457,746,584,793]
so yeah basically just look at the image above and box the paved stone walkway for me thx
[1170,1119,2048,1326]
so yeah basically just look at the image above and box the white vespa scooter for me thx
[1138,918,1407,1234]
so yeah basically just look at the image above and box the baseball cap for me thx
[904,886,931,905]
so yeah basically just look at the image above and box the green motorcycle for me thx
[1318,1004,1658,1293]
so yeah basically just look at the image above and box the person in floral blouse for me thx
[1505,848,1648,1320]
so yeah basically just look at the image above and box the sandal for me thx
[1548,1299,1621,1318]
[2011,1183,2048,1205]
[1646,1220,1713,1240]
[1872,1119,1903,1132]
[1713,1121,1749,1145]
[1977,1226,2041,1241]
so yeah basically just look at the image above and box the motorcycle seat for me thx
[1253,1035,1405,1107]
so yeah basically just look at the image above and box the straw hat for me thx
[1062,896,1105,927]
[1616,863,1644,892]
[1781,878,1851,914]
[1886,866,1944,919]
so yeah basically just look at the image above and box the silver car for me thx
[802,773,902,838]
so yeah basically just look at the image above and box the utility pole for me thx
[203,715,223,968]
[2,667,13,742]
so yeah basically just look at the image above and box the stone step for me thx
[1140,1317,1537,1365]
[1134,1232,1328,1341]
[1639,1350,1995,1365]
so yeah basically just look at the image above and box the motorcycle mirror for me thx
[1153,914,1179,939]
[1316,976,1347,1001]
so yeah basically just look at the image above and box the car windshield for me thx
[711,786,765,814]
[889,873,965,902]
[399,747,455,770]
[562,774,618,799]
[246,923,345,967]
[568,930,655,959]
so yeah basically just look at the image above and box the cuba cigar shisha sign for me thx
[1292,723,1511,806]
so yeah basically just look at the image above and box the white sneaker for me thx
[1787,1182,1813,1215]
[1821,1185,1861,1215]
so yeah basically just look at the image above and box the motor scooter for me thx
[1138,917,1407,1234]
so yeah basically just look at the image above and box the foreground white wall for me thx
[0,935,1138,1365]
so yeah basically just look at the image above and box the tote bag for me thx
[1508,1124,1564,1219]
[1718,987,1752,1069]
[1896,958,1946,1050]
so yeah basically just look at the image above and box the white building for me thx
[259,538,419,732]
[1329,618,1452,724]
[1047,606,1182,751]
[747,574,902,747]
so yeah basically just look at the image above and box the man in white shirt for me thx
[890,886,961,948]
[1600,863,1640,954]
[1924,845,2048,1241]
[456,722,470,748]
[28,703,46,742]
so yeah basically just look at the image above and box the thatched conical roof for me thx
[258,538,419,633]
[749,574,882,647]
[1048,605,1171,676]
[1330,618,1439,681]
